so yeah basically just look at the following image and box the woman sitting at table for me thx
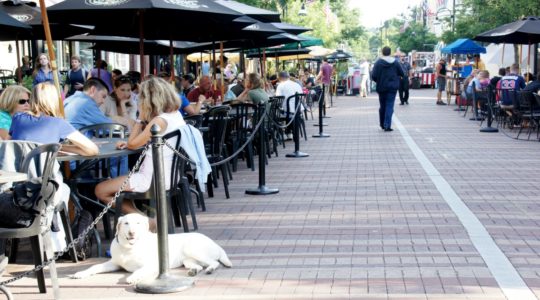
[100,75,137,129]
[95,77,185,224]
[237,73,269,106]
[0,85,31,140]
[9,82,98,251]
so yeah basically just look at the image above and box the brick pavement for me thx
[3,89,539,299]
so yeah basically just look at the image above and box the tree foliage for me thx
[235,0,371,59]
[440,0,540,43]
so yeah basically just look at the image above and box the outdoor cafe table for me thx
[0,171,27,184]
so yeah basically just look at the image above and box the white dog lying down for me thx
[71,213,232,284]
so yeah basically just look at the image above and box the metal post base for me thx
[246,186,279,195]
[480,127,499,133]
[322,116,331,119]
[312,133,330,138]
[313,123,328,126]
[135,275,194,294]
[454,107,466,111]
[286,151,309,158]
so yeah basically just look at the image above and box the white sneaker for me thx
[285,134,293,141]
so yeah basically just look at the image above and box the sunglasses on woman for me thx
[18,99,30,105]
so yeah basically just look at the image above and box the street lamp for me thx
[298,1,307,16]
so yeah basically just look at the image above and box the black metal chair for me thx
[202,106,231,199]
[114,130,198,233]
[268,96,286,155]
[228,103,257,172]
[285,94,308,141]
[0,143,61,295]
[183,114,204,129]
[1,141,78,264]
[516,90,540,140]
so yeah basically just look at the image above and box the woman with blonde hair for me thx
[95,76,185,217]
[9,82,98,251]
[0,85,31,139]
[32,53,56,87]
[10,82,98,156]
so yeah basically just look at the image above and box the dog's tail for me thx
[219,248,232,268]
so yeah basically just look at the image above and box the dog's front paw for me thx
[70,271,90,279]
[126,272,147,285]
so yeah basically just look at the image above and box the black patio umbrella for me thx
[270,22,311,35]
[47,0,243,41]
[245,48,311,59]
[327,49,352,61]
[182,33,308,54]
[0,0,90,40]
[215,0,281,23]
[474,16,540,44]
[66,35,200,55]
[46,0,253,76]
[0,9,31,40]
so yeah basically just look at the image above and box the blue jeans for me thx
[378,91,397,129]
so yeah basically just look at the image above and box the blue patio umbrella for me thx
[441,38,486,54]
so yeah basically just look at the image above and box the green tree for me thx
[440,0,540,43]
[236,0,371,60]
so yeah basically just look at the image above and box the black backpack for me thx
[0,178,57,228]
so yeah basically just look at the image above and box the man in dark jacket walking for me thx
[371,46,404,131]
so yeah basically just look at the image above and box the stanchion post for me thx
[286,94,309,158]
[135,125,194,294]
[246,105,279,195]
[313,87,330,138]
[314,86,328,127]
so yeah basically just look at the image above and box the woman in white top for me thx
[100,75,137,129]
[95,76,185,217]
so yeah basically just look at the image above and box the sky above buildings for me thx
[349,0,420,29]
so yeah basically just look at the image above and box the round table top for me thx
[56,138,142,162]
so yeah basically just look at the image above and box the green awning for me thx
[279,35,323,50]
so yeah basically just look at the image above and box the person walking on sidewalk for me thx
[398,54,412,105]
[371,46,404,132]
[435,58,448,105]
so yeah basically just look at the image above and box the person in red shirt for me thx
[187,75,220,105]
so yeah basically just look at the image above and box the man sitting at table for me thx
[181,74,195,97]
[499,64,526,109]
[64,78,113,129]
[187,75,220,105]
[64,78,127,176]
[276,71,303,140]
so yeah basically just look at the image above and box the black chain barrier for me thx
[312,85,330,138]
[268,95,305,130]
[165,104,271,168]
[0,144,150,287]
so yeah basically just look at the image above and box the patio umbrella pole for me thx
[16,39,22,84]
[220,41,224,102]
[135,125,194,294]
[169,39,175,82]
[139,10,145,78]
[526,42,531,82]
[501,44,505,66]
[39,0,64,117]
[212,41,216,88]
